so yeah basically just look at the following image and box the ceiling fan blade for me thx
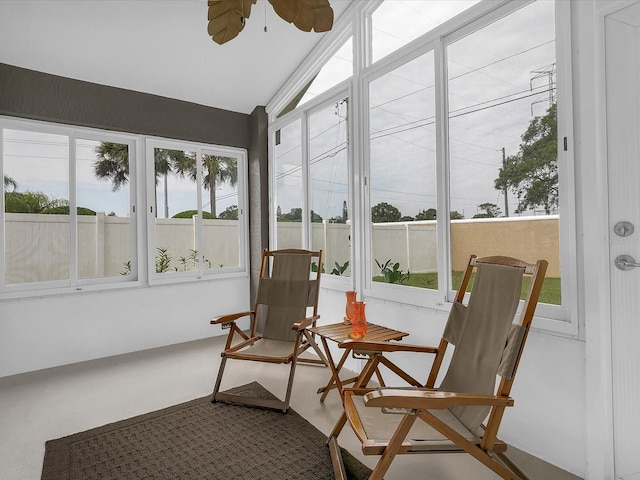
[208,0,257,45]
[268,0,334,33]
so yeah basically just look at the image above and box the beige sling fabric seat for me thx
[211,248,324,413]
[328,255,548,480]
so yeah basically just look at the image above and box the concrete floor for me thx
[0,336,581,480]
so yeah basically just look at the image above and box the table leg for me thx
[318,337,350,402]
[301,329,329,366]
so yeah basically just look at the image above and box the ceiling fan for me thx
[208,0,334,45]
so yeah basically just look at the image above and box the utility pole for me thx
[502,147,509,217]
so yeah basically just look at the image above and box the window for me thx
[367,51,437,291]
[1,120,136,294]
[370,0,480,63]
[309,98,350,277]
[298,38,353,107]
[147,140,247,281]
[274,119,303,249]
[273,95,352,280]
[0,117,248,298]
[269,0,574,334]
[446,0,561,305]
[78,138,134,280]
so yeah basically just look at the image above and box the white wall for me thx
[0,277,250,378]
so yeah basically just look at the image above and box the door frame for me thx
[585,1,640,479]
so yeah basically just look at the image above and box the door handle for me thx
[615,255,640,271]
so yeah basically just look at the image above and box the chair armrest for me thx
[337,340,438,354]
[292,314,321,331]
[363,389,514,410]
[210,311,255,325]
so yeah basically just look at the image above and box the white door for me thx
[606,3,640,479]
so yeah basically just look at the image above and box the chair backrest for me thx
[432,255,547,434]
[254,249,322,342]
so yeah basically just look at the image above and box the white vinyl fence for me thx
[4,214,559,284]
[4,213,240,284]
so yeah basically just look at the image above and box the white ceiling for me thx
[0,0,353,115]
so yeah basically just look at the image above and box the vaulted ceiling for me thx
[0,0,353,115]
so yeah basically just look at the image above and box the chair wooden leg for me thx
[370,413,417,480]
[494,452,530,480]
[416,409,523,480]
[329,411,349,439]
[282,357,297,413]
[328,435,347,480]
[211,355,227,403]
[212,355,227,402]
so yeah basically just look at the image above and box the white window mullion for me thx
[145,139,158,281]
[351,2,367,294]
[129,138,141,282]
[0,127,5,291]
[301,114,311,249]
[434,38,452,303]
[195,149,204,277]
[360,73,373,297]
[554,0,580,338]
[68,134,78,287]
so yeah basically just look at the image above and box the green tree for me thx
[219,204,238,220]
[371,202,401,223]
[415,208,437,220]
[329,200,348,223]
[450,211,464,220]
[473,203,502,219]
[495,103,558,214]
[4,191,86,215]
[277,207,322,222]
[172,209,215,219]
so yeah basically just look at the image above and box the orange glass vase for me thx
[344,290,357,325]
[350,301,367,339]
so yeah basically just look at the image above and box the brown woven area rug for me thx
[41,382,371,480]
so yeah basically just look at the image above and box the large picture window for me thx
[1,123,136,293]
[0,118,248,298]
[309,97,350,277]
[269,0,574,334]
[146,140,246,282]
[368,50,437,291]
[273,94,352,280]
[446,0,560,304]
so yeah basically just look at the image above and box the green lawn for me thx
[373,271,561,305]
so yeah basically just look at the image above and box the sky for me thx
[275,0,557,221]
[3,132,239,219]
[3,0,556,223]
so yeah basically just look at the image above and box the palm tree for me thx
[94,142,130,191]
[3,174,17,192]
[154,149,191,217]
[173,154,237,217]
[94,143,183,191]
[94,143,237,217]
[203,155,237,217]
[94,143,190,217]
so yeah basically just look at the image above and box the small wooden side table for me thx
[305,322,409,401]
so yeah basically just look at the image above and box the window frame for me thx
[268,0,579,338]
[0,116,141,299]
[145,137,249,286]
[0,116,249,301]
[270,82,355,291]
[439,0,578,336]
[361,39,443,307]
